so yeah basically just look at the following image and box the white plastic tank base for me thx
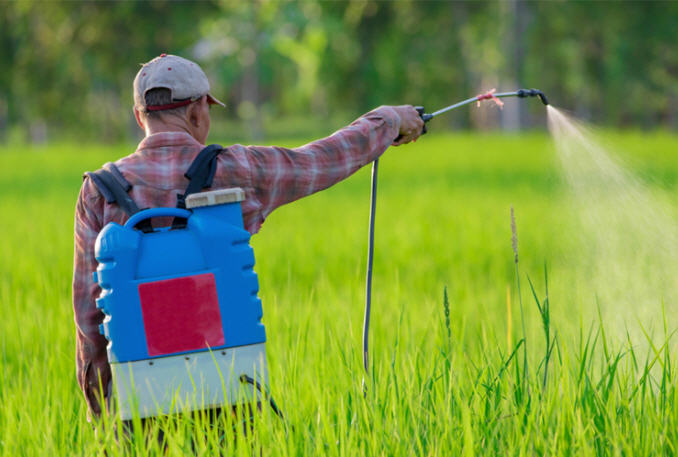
[111,343,267,420]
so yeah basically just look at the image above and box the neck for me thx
[144,116,192,138]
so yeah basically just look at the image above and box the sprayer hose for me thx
[363,158,378,378]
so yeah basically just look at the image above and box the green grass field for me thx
[1,132,677,456]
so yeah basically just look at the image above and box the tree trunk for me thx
[500,0,527,131]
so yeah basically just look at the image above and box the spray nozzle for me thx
[517,88,549,106]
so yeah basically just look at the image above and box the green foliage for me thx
[1,132,678,455]
[0,1,677,142]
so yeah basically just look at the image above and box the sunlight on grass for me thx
[1,132,677,455]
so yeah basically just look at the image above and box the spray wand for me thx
[362,88,549,387]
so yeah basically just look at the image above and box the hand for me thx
[82,358,112,416]
[391,105,425,146]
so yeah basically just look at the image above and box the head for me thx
[133,54,225,144]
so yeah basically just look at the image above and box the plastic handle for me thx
[124,207,192,229]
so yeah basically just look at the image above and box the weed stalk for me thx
[510,206,529,397]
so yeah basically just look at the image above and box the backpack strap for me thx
[176,144,224,209]
[171,144,224,229]
[85,163,153,232]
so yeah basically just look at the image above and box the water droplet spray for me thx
[546,106,678,338]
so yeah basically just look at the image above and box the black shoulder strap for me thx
[85,163,140,216]
[85,163,153,232]
[176,144,224,209]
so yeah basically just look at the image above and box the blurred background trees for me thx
[1,0,676,143]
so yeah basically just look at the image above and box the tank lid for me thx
[185,188,245,209]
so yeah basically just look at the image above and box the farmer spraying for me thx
[72,53,425,425]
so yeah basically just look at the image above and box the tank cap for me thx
[185,188,245,209]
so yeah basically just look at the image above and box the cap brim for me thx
[206,93,226,108]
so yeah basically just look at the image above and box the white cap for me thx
[133,54,225,111]
[185,188,245,209]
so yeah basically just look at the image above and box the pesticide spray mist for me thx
[546,106,678,339]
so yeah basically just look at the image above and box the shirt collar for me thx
[137,131,204,152]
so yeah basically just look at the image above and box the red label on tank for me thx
[138,273,224,356]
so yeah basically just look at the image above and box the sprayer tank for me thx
[93,188,267,419]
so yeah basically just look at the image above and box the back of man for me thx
[72,54,424,420]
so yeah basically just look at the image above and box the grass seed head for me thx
[510,205,519,264]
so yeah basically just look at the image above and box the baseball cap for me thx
[134,53,225,112]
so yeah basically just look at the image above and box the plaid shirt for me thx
[72,106,400,415]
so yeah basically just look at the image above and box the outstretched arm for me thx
[236,105,424,227]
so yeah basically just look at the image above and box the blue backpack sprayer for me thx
[88,88,548,421]
[88,145,281,420]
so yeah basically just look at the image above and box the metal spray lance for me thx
[361,88,549,389]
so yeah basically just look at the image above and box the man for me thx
[72,53,424,419]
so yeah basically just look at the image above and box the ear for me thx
[133,107,145,130]
[187,96,208,128]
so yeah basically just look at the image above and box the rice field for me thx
[1,131,677,456]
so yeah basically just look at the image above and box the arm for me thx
[241,105,423,222]
[72,180,111,418]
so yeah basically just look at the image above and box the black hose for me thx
[363,158,378,381]
[239,374,284,419]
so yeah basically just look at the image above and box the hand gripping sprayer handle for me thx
[393,106,433,142]
[390,87,549,144]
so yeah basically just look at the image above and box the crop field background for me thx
[1,132,678,455]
